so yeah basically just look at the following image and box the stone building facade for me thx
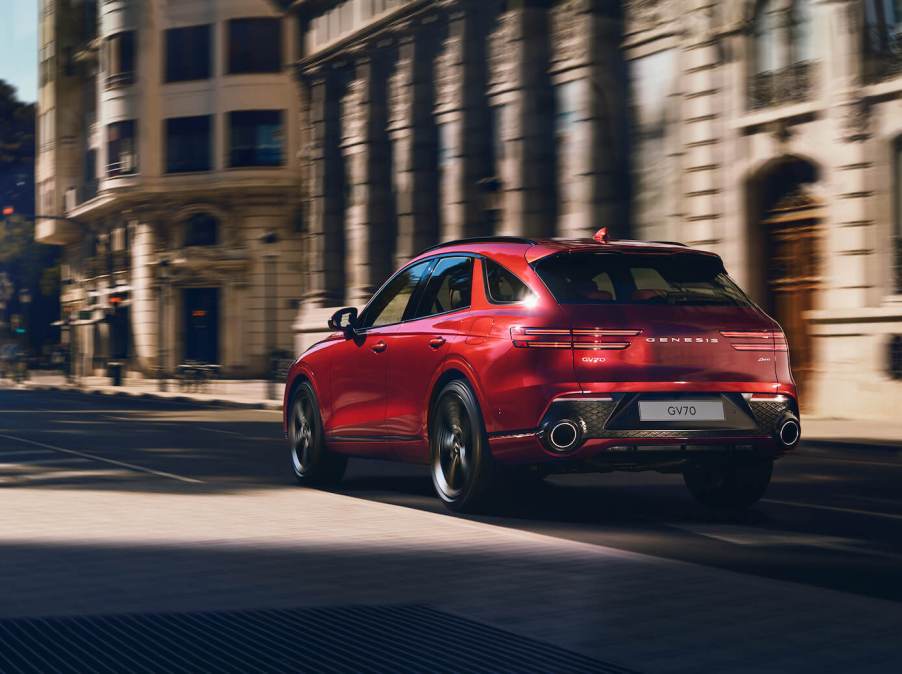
[36,0,303,378]
[283,0,632,349]
[624,0,902,419]
[283,0,902,420]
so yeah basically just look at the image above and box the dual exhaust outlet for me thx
[777,414,801,448]
[543,419,584,453]
[540,413,802,453]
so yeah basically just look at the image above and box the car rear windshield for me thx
[532,252,752,306]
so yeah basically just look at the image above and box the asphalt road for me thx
[2,385,901,605]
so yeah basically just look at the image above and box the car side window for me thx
[484,258,531,303]
[359,260,431,329]
[413,256,474,319]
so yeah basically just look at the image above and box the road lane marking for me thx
[763,498,902,522]
[789,455,902,469]
[0,433,204,484]
[0,457,91,466]
[0,450,55,458]
[672,523,902,562]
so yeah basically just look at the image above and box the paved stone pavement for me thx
[1,485,900,673]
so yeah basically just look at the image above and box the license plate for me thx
[638,400,725,422]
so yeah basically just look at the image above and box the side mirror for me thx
[328,307,358,338]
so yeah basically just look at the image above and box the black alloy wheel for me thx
[289,382,347,486]
[430,379,494,512]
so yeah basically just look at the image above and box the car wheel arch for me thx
[426,364,492,440]
[284,365,324,429]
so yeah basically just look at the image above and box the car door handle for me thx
[371,341,387,353]
[429,337,446,349]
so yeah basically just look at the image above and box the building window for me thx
[107,120,137,176]
[165,116,212,173]
[184,213,219,247]
[749,0,815,109]
[165,25,212,82]
[39,109,55,149]
[39,42,55,86]
[228,110,283,167]
[791,0,815,63]
[104,31,136,88]
[864,0,902,82]
[754,1,779,75]
[227,18,282,74]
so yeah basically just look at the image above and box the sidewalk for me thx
[1,485,900,672]
[799,416,902,450]
[15,372,902,448]
[21,371,284,410]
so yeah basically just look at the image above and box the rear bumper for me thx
[488,391,799,466]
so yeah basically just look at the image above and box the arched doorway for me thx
[753,157,822,405]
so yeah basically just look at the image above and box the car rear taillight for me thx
[720,330,788,351]
[510,328,572,349]
[511,327,641,349]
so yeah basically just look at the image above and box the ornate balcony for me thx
[748,62,814,111]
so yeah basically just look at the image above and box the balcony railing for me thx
[865,31,902,84]
[749,62,814,111]
[107,155,137,177]
[64,182,99,212]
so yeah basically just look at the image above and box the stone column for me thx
[487,0,556,237]
[680,1,723,251]
[822,0,874,310]
[389,24,441,265]
[129,216,158,374]
[434,9,468,241]
[549,0,629,238]
[341,48,394,303]
[304,69,346,307]
[433,2,496,240]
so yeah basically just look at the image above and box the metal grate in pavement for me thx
[0,604,635,674]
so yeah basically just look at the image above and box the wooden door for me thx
[763,191,822,407]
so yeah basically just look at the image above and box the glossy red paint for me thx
[284,237,799,465]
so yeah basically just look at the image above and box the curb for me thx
[19,382,283,412]
[799,438,902,453]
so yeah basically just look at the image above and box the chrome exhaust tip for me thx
[777,415,801,448]
[544,419,582,453]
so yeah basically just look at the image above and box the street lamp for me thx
[157,259,171,392]
[259,231,279,400]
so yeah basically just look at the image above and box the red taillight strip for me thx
[720,331,771,339]
[519,328,571,335]
[721,330,789,352]
[572,329,642,337]
[511,327,640,349]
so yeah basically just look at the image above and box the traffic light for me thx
[15,327,26,335]
[2,206,13,217]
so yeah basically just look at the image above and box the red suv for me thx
[283,233,800,512]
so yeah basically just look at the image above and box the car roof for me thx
[410,236,720,265]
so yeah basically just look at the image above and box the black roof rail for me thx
[650,240,688,247]
[416,236,538,255]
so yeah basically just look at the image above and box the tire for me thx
[683,457,773,510]
[288,381,347,486]
[429,379,495,513]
